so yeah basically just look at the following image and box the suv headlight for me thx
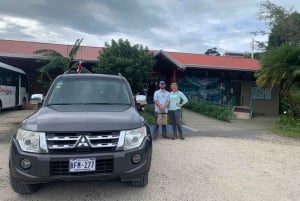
[16,128,48,153]
[123,126,147,150]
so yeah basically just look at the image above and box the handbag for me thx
[157,113,168,125]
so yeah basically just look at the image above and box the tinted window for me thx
[0,68,18,86]
[21,75,27,87]
[0,68,4,85]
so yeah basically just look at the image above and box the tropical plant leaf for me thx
[33,49,63,57]
[68,38,83,59]
[33,39,84,90]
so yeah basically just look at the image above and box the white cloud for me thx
[0,0,299,53]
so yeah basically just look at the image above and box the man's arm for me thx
[160,92,170,111]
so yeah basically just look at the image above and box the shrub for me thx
[272,115,300,138]
[140,110,155,125]
[184,100,232,122]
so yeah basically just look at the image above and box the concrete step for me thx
[232,106,251,120]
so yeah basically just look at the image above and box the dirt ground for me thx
[0,109,300,201]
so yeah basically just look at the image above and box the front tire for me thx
[131,172,149,187]
[9,171,42,194]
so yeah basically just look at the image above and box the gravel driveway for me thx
[0,109,300,201]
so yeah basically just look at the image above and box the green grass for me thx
[272,115,300,138]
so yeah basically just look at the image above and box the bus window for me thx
[0,68,4,85]
[21,75,28,93]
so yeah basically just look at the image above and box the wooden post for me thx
[172,67,176,82]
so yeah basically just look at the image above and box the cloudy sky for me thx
[0,0,299,54]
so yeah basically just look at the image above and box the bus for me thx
[0,62,28,112]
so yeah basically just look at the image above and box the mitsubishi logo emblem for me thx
[77,136,89,147]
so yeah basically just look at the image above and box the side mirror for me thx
[135,95,147,112]
[135,95,147,105]
[30,94,44,105]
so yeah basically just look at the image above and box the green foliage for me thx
[34,38,84,89]
[140,102,233,124]
[257,1,287,48]
[93,39,155,94]
[256,45,300,87]
[184,100,232,122]
[256,45,300,118]
[140,111,156,125]
[243,52,263,60]
[256,1,300,49]
[272,115,300,138]
[144,104,155,115]
[255,2,300,119]
[290,84,300,104]
[268,12,300,49]
[204,47,220,56]
[140,104,155,124]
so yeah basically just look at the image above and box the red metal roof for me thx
[0,39,102,61]
[165,51,261,71]
[0,39,261,71]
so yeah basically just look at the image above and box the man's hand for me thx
[159,106,165,113]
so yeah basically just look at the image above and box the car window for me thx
[47,78,131,105]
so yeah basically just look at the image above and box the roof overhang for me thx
[185,64,259,72]
[0,53,96,62]
[154,50,185,69]
[0,52,49,60]
[155,50,260,72]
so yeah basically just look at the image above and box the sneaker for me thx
[152,134,158,140]
[162,134,170,139]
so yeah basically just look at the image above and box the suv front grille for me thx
[46,132,120,154]
[50,159,114,176]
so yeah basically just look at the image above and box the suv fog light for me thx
[132,154,142,164]
[20,159,31,169]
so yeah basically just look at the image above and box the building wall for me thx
[240,81,254,106]
[241,81,279,116]
[252,87,279,116]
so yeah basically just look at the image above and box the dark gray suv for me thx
[9,73,152,194]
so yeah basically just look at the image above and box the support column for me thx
[172,67,177,82]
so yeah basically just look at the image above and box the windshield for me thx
[46,77,131,105]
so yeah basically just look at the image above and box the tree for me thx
[244,52,263,60]
[93,39,155,94]
[255,1,300,118]
[257,0,300,49]
[204,47,220,56]
[268,12,300,48]
[34,38,87,89]
[256,45,300,118]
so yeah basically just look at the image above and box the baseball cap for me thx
[159,81,166,85]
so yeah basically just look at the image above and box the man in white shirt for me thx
[153,81,170,140]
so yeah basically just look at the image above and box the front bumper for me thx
[9,137,152,184]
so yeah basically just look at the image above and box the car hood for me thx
[22,105,143,132]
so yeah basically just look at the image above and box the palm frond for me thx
[68,38,83,59]
[49,57,70,71]
[33,49,63,58]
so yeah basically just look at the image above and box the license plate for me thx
[69,158,96,172]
